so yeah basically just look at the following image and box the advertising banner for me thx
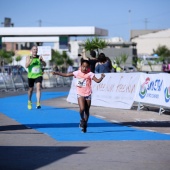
[38,46,51,61]
[67,73,141,109]
[162,73,170,107]
[134,73,164,106]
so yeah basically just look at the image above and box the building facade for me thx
[131,29,170,55]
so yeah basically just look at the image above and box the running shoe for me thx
[36,102,41,109]
[81,120,87,133]
[79,119,85,129]
[27,101,32,110]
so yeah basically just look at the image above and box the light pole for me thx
[128,10,131,41]
[144,18,148,30]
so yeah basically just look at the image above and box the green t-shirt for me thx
[28,56,43,79]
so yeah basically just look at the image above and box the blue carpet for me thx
[0,91,170,141]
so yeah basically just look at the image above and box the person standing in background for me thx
[95,53,111,73]
[67,64,73,73]
[81,49,98,73]
[25,45,46,110]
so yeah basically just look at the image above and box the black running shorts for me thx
[28,76,43,88]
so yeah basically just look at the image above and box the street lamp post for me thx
[128,10,131,41]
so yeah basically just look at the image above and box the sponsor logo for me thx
[139,77,150,99]
[164,86,170,102]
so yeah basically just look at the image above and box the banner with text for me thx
[162,73,170,107]
[134,73,170,108]
[67,73,141,109]
[38,46,51,61]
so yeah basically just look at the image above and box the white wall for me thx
[132,29,170,55]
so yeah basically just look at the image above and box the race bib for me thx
[76,78,86,87]
[32,67,40,73]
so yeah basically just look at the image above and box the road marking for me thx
[145,129,155,132]
[95,115,106,119]
[111,120,120,123]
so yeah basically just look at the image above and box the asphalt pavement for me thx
[0,86,170,170]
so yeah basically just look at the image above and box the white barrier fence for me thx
[0,72,72,92]
[0,73,28,92]
[67,72,170,114]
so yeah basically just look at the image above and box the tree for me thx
[51,49,73,72]
[15,55,22,65]
[120,53,128,70]
[114,53,129,70]
[147,61,153,71]
[61,51,73,72]
[153,45,170,61]
[115,56,122,67]
[83,37,107,55]
[136,58,143,71]
[0,49,14,66]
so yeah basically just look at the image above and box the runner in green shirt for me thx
[25,45,46,109]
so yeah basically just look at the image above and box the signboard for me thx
[67,73,141,109]
[134,73,164,106]
[67,72,170,110]
[38,46,51,61]
[134,73,170,108]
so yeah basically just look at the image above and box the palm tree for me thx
[136,57,143,71]
[83,37,107,55]
[120,53,128,70]
[147,61,153,71]
[153,45,170,63]
[51,49,73,72]
[51,49,63,66]
[153,45,170,58]
[61,51,73,72]
[115,56,122,67]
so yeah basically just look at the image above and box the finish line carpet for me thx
[1,92,170,141]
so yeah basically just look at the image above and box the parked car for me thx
[0,65,27,75]
[123,66,137,73]
[0,65,28,84]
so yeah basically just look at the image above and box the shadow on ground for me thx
[0,145,87,170]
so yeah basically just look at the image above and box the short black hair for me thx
[90,50,96,58]
[81,59,90,66]
[98,53,107,62]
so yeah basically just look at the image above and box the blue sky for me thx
[1,0,170,41]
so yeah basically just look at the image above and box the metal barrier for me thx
[0,73,28,92]
[0,72,72,92]
[42,72,72,88]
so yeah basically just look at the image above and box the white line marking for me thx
[111,120,120,123]
[95,115,106,119]
[145,129,155,132]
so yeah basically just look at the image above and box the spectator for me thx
[95,53,111,73]
[67,65,73,73]
[54,65,59,72]
[77,53,83,67]
[81,49,98,73]
[89,50,98,73]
